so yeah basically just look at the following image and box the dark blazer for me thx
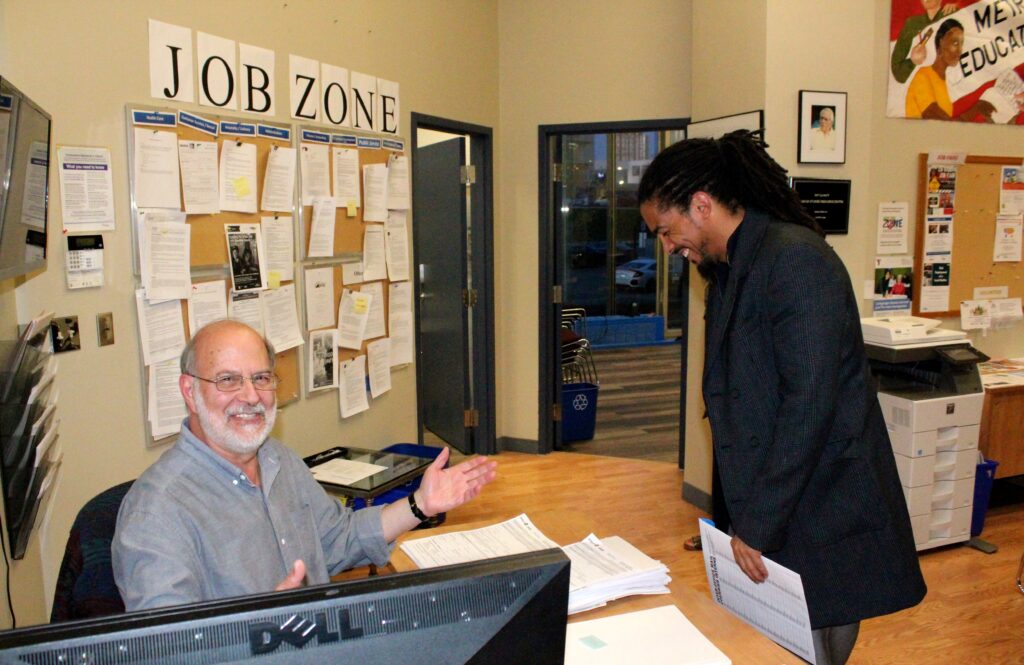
[703,209,926,628]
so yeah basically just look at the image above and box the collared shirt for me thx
[112,420,389,611]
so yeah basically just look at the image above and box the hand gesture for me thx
[417,447,497,517]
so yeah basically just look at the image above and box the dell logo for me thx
[248,610,364,654]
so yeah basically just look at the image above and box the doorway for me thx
[538,120,689,464]
[411,114,495,455]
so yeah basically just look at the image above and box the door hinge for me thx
[462,288,478,307]
[552,403,562,421]
[552,163,562,183]
[461,165,477,185]
[552,285,563,304]
[464,409,479,427]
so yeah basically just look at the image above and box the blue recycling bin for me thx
[562,382,599,442]
[971,458,999,537]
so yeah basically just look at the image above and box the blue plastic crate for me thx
[350,443,447,529]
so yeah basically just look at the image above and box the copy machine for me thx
[861,316,988,550]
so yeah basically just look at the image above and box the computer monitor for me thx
[0,549,570,664]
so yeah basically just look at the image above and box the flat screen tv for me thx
[0,549,570,664]
[0,75,51,282]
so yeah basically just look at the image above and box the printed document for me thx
[362,163,388,222]
[565,605,730,665]
[367,337,392,398]
[385,210,410,282]
[362,225,387,281]
[361,281,386,341]
[218,140,257,213]
[300,143,330,205]
[308,197,336,257]
[142,221,191,301]
[187,280,228,337]
[261,216,295,282]
[388,282,414,365]
[339,355,370,418]
[332,147,361,209]
[261,146,296,212]
[228,290,264,336]
[135,289,186,366]
[149,359,186,439]
[337,289,371,350]
[177,140,219,214]
[400,514,560,569]
[310,457,385,485]
[57,146,116,231]
[699,520,814,663]
[304,266,336,330]
[260,283,304,352]
[133,128,181,209]
[386,154,410,210]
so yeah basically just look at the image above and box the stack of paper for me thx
[399,514,671,614]
[564,534,671,614]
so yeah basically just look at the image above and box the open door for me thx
[413,137,471,453]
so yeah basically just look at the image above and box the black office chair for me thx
[50,480,134,622]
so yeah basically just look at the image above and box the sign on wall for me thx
[887,0,1024,124]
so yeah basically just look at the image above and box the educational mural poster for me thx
[888,0,1024,124]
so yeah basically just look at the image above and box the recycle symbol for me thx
[572,394,589,411]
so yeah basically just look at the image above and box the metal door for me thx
[413,137,471,453]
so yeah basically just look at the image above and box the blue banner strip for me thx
[357,137,382,149]
[132,110,177,127]
[302,130,331,144]
[332,134,358,146]
[178,111,218,136]
[258,125,291,140]
[382,139,405,151]
[220,121,256,136]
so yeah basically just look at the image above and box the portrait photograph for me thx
[308,329,339,392]
[798,90,847,164]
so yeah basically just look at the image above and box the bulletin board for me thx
[126,104,301,444]
[295,126,409,388]
[913,153,1024,318]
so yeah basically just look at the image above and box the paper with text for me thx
[699,520,814,663]
[400,514,560,569]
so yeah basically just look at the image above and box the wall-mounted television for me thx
[0,75,51,282]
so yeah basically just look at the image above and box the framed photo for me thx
[798,90,847,164]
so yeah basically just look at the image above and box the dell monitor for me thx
[0,549,570,664]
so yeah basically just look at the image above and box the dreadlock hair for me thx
[637,129,823,237]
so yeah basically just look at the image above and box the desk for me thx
[391,510,799,664]
[979,383,1024,478]
[304,446,432,503]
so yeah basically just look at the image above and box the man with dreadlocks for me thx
[638,131,925,665]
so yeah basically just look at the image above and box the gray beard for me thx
[192,385,276,455]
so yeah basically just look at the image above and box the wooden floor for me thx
[562,343,682,463]
[449,451,1024,664]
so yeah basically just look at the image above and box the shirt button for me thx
[280,539,286,545]
[232,479,239,486]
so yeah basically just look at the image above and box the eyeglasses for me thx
[187,372,279,392]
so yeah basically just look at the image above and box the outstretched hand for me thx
[417,447,497,517]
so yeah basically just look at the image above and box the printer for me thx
[861,316,985,396]
[861,316,988,551]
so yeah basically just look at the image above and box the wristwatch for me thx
[407,492,429,522]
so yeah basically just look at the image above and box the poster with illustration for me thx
[888,0,1024,124]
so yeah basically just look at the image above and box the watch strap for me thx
[408,492,429,522]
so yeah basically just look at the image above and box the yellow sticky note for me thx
[354,294,369,314]
[268,271,281,289]
[347,201,358,217]
[232,177,251,197]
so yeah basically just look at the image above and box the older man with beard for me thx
[113,320,496,611]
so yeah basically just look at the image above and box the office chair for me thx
[50,480,134,622]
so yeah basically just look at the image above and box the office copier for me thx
[862,316,988,550]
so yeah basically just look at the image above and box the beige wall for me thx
[496,0,693,440]
[3,0,1022,629]
[0,0,499,625]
